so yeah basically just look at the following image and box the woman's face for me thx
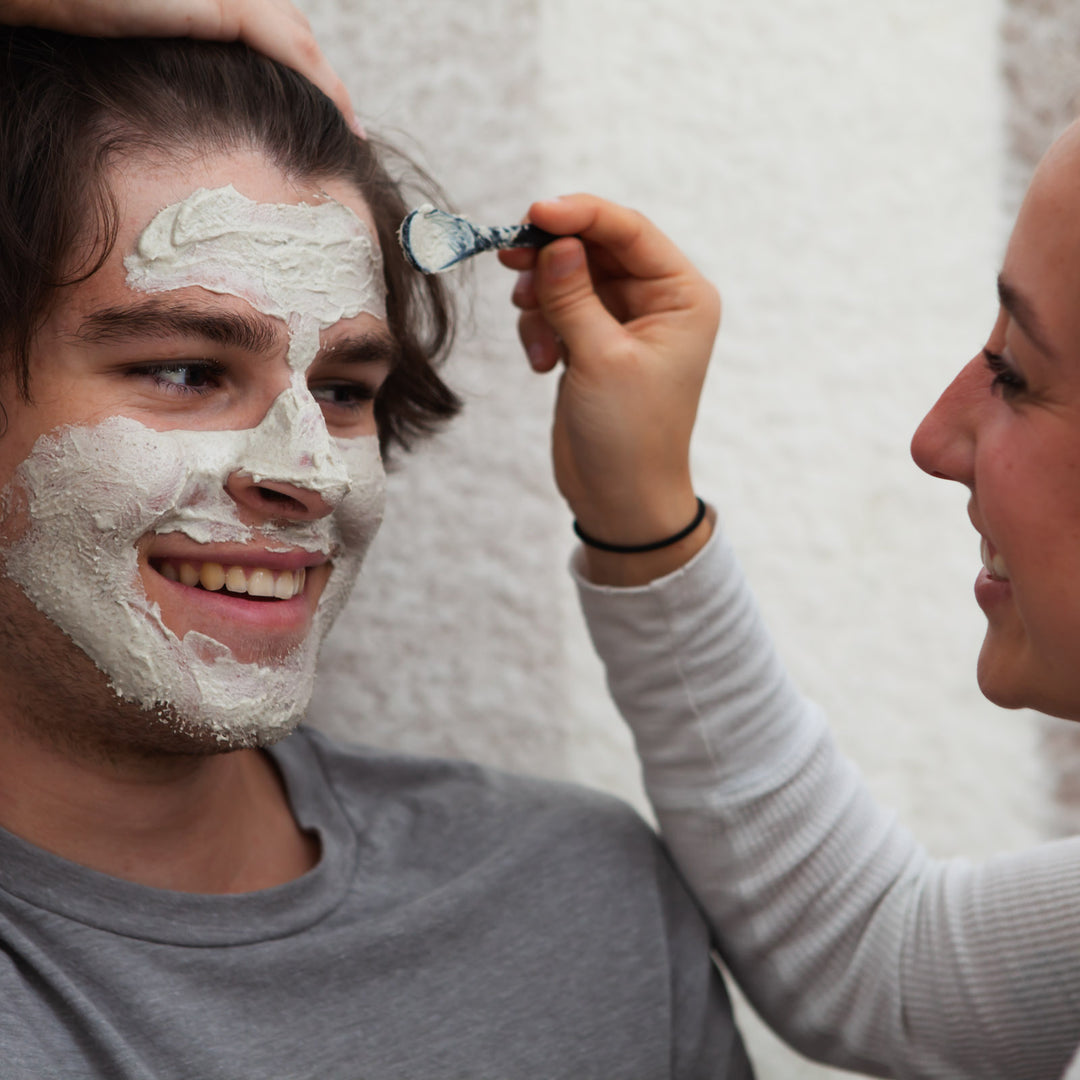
[911,120,1080,720]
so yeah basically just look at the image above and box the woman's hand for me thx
[500,195,721,584]
[0,0,355,123]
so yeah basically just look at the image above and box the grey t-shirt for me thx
[0,727,752,1079]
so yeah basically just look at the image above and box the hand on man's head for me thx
[0,0,357,127]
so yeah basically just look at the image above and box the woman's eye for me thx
[983,348,1027,398]
[309,382,376,412]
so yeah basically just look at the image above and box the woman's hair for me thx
[0,27,461,458]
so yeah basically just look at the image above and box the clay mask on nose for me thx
[1,185,389,746]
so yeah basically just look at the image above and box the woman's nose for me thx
[225,472,337,522]
[909,355,984,487]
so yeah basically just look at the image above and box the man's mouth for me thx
[151,559,307,601]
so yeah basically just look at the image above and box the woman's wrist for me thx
[579,505,714,586]
[574,497,707,554]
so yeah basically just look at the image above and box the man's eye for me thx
[309,382,376,411]
[130,361,224,394]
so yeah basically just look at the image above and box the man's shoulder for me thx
[288,724,652,835]
[281,725,664,886]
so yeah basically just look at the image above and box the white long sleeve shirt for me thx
[575,525,1080,1080]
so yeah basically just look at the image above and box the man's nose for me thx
[225,472,339,522]
[224,382,351,522]
[910,355,984,487]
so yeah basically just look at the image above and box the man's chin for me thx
[139,699,306,755]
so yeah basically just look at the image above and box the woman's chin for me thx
[975,637,1080,720]
[975,632,1031,712]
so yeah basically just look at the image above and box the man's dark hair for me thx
[0,28,461,458]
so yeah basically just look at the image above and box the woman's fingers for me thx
[0,0,356,122]
[516,309,562,373]
[221,0,355,120]
[515,196,719,382]
[497,247,539,274]
[500,194,721,561]
[525,194,697,283]
[528,237,630,367]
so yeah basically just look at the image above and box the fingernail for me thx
[548,242,583,280]
[528,343,546,371]
[351,113,368,139]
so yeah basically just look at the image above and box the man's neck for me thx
[0,726,319,893]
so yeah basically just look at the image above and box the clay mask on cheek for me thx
[1,186,389,745]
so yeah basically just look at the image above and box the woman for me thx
[508,69,1080,1080]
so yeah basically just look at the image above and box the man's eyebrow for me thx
[74,297,280,353]
[318,332,401,369]
[997,274,1058,361]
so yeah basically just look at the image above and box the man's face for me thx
[0,148,393,751]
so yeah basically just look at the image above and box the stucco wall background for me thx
[299,3,1067,1076]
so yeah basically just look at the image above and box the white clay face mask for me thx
[1,185,389,745]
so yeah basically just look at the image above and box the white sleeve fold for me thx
[574,525,1080,1080]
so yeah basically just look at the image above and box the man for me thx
[0,22,751,1079]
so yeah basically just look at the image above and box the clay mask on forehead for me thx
[2,185,389,745]
[127,183,386,370]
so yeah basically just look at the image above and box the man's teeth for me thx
[159,561,306,599]
[980,538,1010,581]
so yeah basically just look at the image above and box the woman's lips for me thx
[979,536,1010,581]
[974,536,1012,615]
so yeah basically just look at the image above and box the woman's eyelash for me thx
[983,348,1026,396]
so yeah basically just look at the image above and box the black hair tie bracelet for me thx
[573,497,707,554]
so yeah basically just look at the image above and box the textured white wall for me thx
[301,3,1050,1077]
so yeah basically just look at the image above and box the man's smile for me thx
[147,542,326,602]
[156,560,308,600]
[142,540,334,647]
